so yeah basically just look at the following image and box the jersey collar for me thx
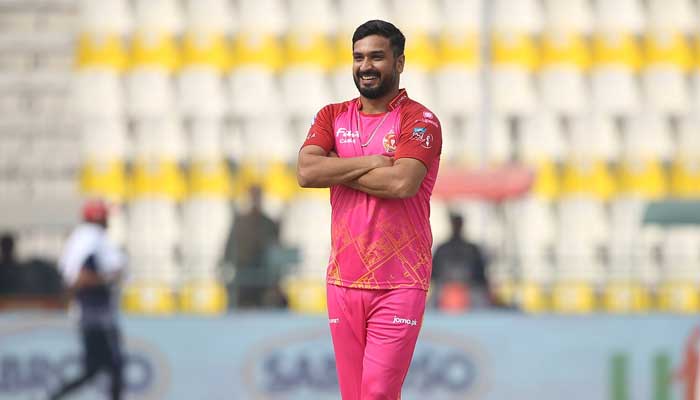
[356,89,409,112]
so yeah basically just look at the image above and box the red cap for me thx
[82,199,109,223]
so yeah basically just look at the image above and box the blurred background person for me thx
[432,213,491,311]
[0,233,19,296]
[49,199,126,400]
[222,185,285,308]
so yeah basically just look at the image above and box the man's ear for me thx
[397,54,405,73]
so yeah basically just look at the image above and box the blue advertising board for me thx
[0,312,696,400]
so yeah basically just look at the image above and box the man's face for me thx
[352,35,404,99]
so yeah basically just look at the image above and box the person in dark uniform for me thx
[49,199,126,400]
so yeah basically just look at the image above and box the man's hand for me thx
[297,145,394,188]
[328,151,394,170]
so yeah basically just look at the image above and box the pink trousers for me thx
[326,284,427,400]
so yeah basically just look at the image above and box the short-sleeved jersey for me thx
[301,89,442,291]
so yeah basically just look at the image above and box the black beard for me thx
[354,71,396,99]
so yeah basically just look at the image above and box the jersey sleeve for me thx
[394,107,442,168]
[301,104,337,153]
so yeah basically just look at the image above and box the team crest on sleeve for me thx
[383,131,397,153]
[411,126,433,149]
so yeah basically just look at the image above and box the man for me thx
[222,185,282,308]
[0,233,19,296]
[49,199,126,400]
[432,213,491,310]
[297,20,442,400]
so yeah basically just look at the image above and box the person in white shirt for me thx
[49,199,126,400]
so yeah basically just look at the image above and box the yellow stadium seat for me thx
[181,31,231,71]
[617,159,668,199]
[80,160,127,202]
[231,32,284,71]
[492,278,517,308]
[518,281,549,313]
[129,159,187,200]
[603,281,651,313]
[657,281,700,313]
[130,32,180,71]
[437,31,479,67]
[492,32,538,70]
[670,159,700,198]
[284,279,327,314]
[179,280,228,315]
[188,159,232,198]
[592,32,642,70]
[643,31,693,70]
[262,162,299,202]
[76,33,129,70]
[404,31,439,71]
[122,282,177,315]
[561,160,616,200]
[530,159,560,200]
[551,281,596,313]
[541,31,591,70]
[285,32,335,70]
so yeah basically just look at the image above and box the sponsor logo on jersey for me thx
[393,315,418,326]
[336,127,359,144]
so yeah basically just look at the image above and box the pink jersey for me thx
[302,89,442,291]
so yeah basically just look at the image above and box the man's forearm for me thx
[345,166,407,198]
[298,153,385,188]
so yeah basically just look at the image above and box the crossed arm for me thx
[297,145,428,199]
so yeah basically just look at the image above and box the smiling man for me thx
[297,20,442,400]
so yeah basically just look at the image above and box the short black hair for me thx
[352,20,405,57]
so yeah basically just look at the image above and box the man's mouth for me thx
[360,73,379,82]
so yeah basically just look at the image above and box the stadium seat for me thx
[122,282,177,314]
[188,159,232,197]
[593,0,645,34]
[608,198,657,285]
[281,196,332,278]
[128,159,187,200]
[79,160,127,202]
[237,0,287,35]
[561,159,616,200]
[400,31,438,109]
[516,281,549,313]
[442,0,482,34]
[133,0,183,34]
[336,0,391,33]
[181,196,232,264]
[435,31,480,117]
[520,113,565,199]
[75,33,129,71]
[647,0,696,33]
[78,0,132,35]
[493,0,543,33]
[183,0,235,35]
[189,117,224,161]
[390,0,441,34]
[130,32,180,71]
[288,0,336,35]
[539,31,590,114]
[462,116,511,165]
[641,32,692,114]
[551,281,596,313]
[239,116,296,163]
[229,32,284,117]
[591,29,642,115]
[281,32,334,119]
[569,114,620,162]
[542,0,593,33]
[602,281,651,312]
[670,116,700,197]
[132,117,186,161]
[72,69,124,118]
[658,226,700,313]
[177,67,227,118]
[179,280,228,314]
[181,32,231,72]
[80,118,128,161]
[126,68,177,118]
[657,281,700,313]
[284,278,327,314]
[617,114,670,198]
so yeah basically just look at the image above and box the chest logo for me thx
[383,132,397,153]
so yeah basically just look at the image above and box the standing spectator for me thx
[49,199,126,400]
[0,233,19,296]
[432,213,491,310]
[222,185,282,308]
